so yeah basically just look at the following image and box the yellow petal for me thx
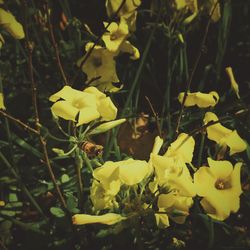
[178,91,219,108]
[224,130,247,155]
[0,92,6,110]
[49,86,79,102]
[0,8,25,39]
[164,133,195,163]
[83,86,106,99]
[204,112,232,143]
[119,40,140,60]
[225,67,240,99]
[207,158,233,179]
[151,136,163,155]
[230,162,243,197]
[51,101,78,121]
[97,97,117,121]
[72,213,125,225]
[77,107,100,126]
[155,210,170,228]
[119,159,149,185]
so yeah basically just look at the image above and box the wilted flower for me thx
[49,86,117,126]
[0,8,24,39]
[194,158,242,221]
[225,67,240,99]
[72,213,125,225]
[204,112,246,155]
[178,91,219,108]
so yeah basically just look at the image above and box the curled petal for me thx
[51,101,78,121]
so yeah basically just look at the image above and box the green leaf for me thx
[50,207,65,218]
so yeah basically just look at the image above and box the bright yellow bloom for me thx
[0,200,5,206]
[0,8,25,39]
[225,67,240,99]
[0,92,5,109]
[204,112,246,155]
[77,42,120,92]
[72,213,125,225]
[93,159,150,188]
[178,91,219,108]
[158,191,194,224]
[49,86,117,126]
[102,18,129,53]
[194,158,242,221]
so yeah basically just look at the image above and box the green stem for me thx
[75,148,84,208]
[197,132,205,167]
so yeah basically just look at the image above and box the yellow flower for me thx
[0,200,5,206]
[204,112,246,155]
[0,92,6,110]
[90,180,118,210]
[158,191,194,224]
[225,67,240,99]
[194,158,242,221]
[178,91,219,108]
[49,86,117,126]
[0,8,25,39]
[102,18,129,53]
[93,159,150,187]
[72,213,125,225]
[77,42,120,90]
[164,133,195,163]
[106,0,141,19]
[155,208,170,229]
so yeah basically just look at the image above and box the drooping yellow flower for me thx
[0,92,6,110]
[77,42,120,91]
[194,158,242,221]
[204,112,246,155]
[72,213,125,225]
[225,67,240,99]
[158,191,194,224]
[178,91,219,108]
[49,86,117,126]
[0,8,25,39]
[93,159,150,188]
[102,18,129,53]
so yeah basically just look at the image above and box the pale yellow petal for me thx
[97,97,117,121]
[0,92,6,110]
[72,213,125,225]
[77,107,100,126]
[119,40,140,60]
[49,86,79,102]
[155,211,170,228]
[230,162,243,197]
[224,130,247,155]
[151,136,163,155]
[51,101,78,121]
[207,158,233,179]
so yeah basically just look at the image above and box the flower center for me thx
[215,179,231,190]
[110,33,118,41]
[92,57,102,67]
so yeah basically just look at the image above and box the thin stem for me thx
[75,148,84,208]
[22,0,67,209]
[175,2,219,134]
[197,132,205,167]
[45,1,69,86]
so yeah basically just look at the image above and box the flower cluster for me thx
[77,0,141,92]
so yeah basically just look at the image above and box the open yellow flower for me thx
[204,112,246,155]
[77,43,119,90]
[178,91,219,108]
[49,86,117,126]
[93,159,150,188]
[158,191,194,224]
[0,8,25,39]
[72,213,125,225]
[102,18,129,53]
[0,92,5,109]
[0,200,5,206]
[194,158,242,221]
[225,67,240,99]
